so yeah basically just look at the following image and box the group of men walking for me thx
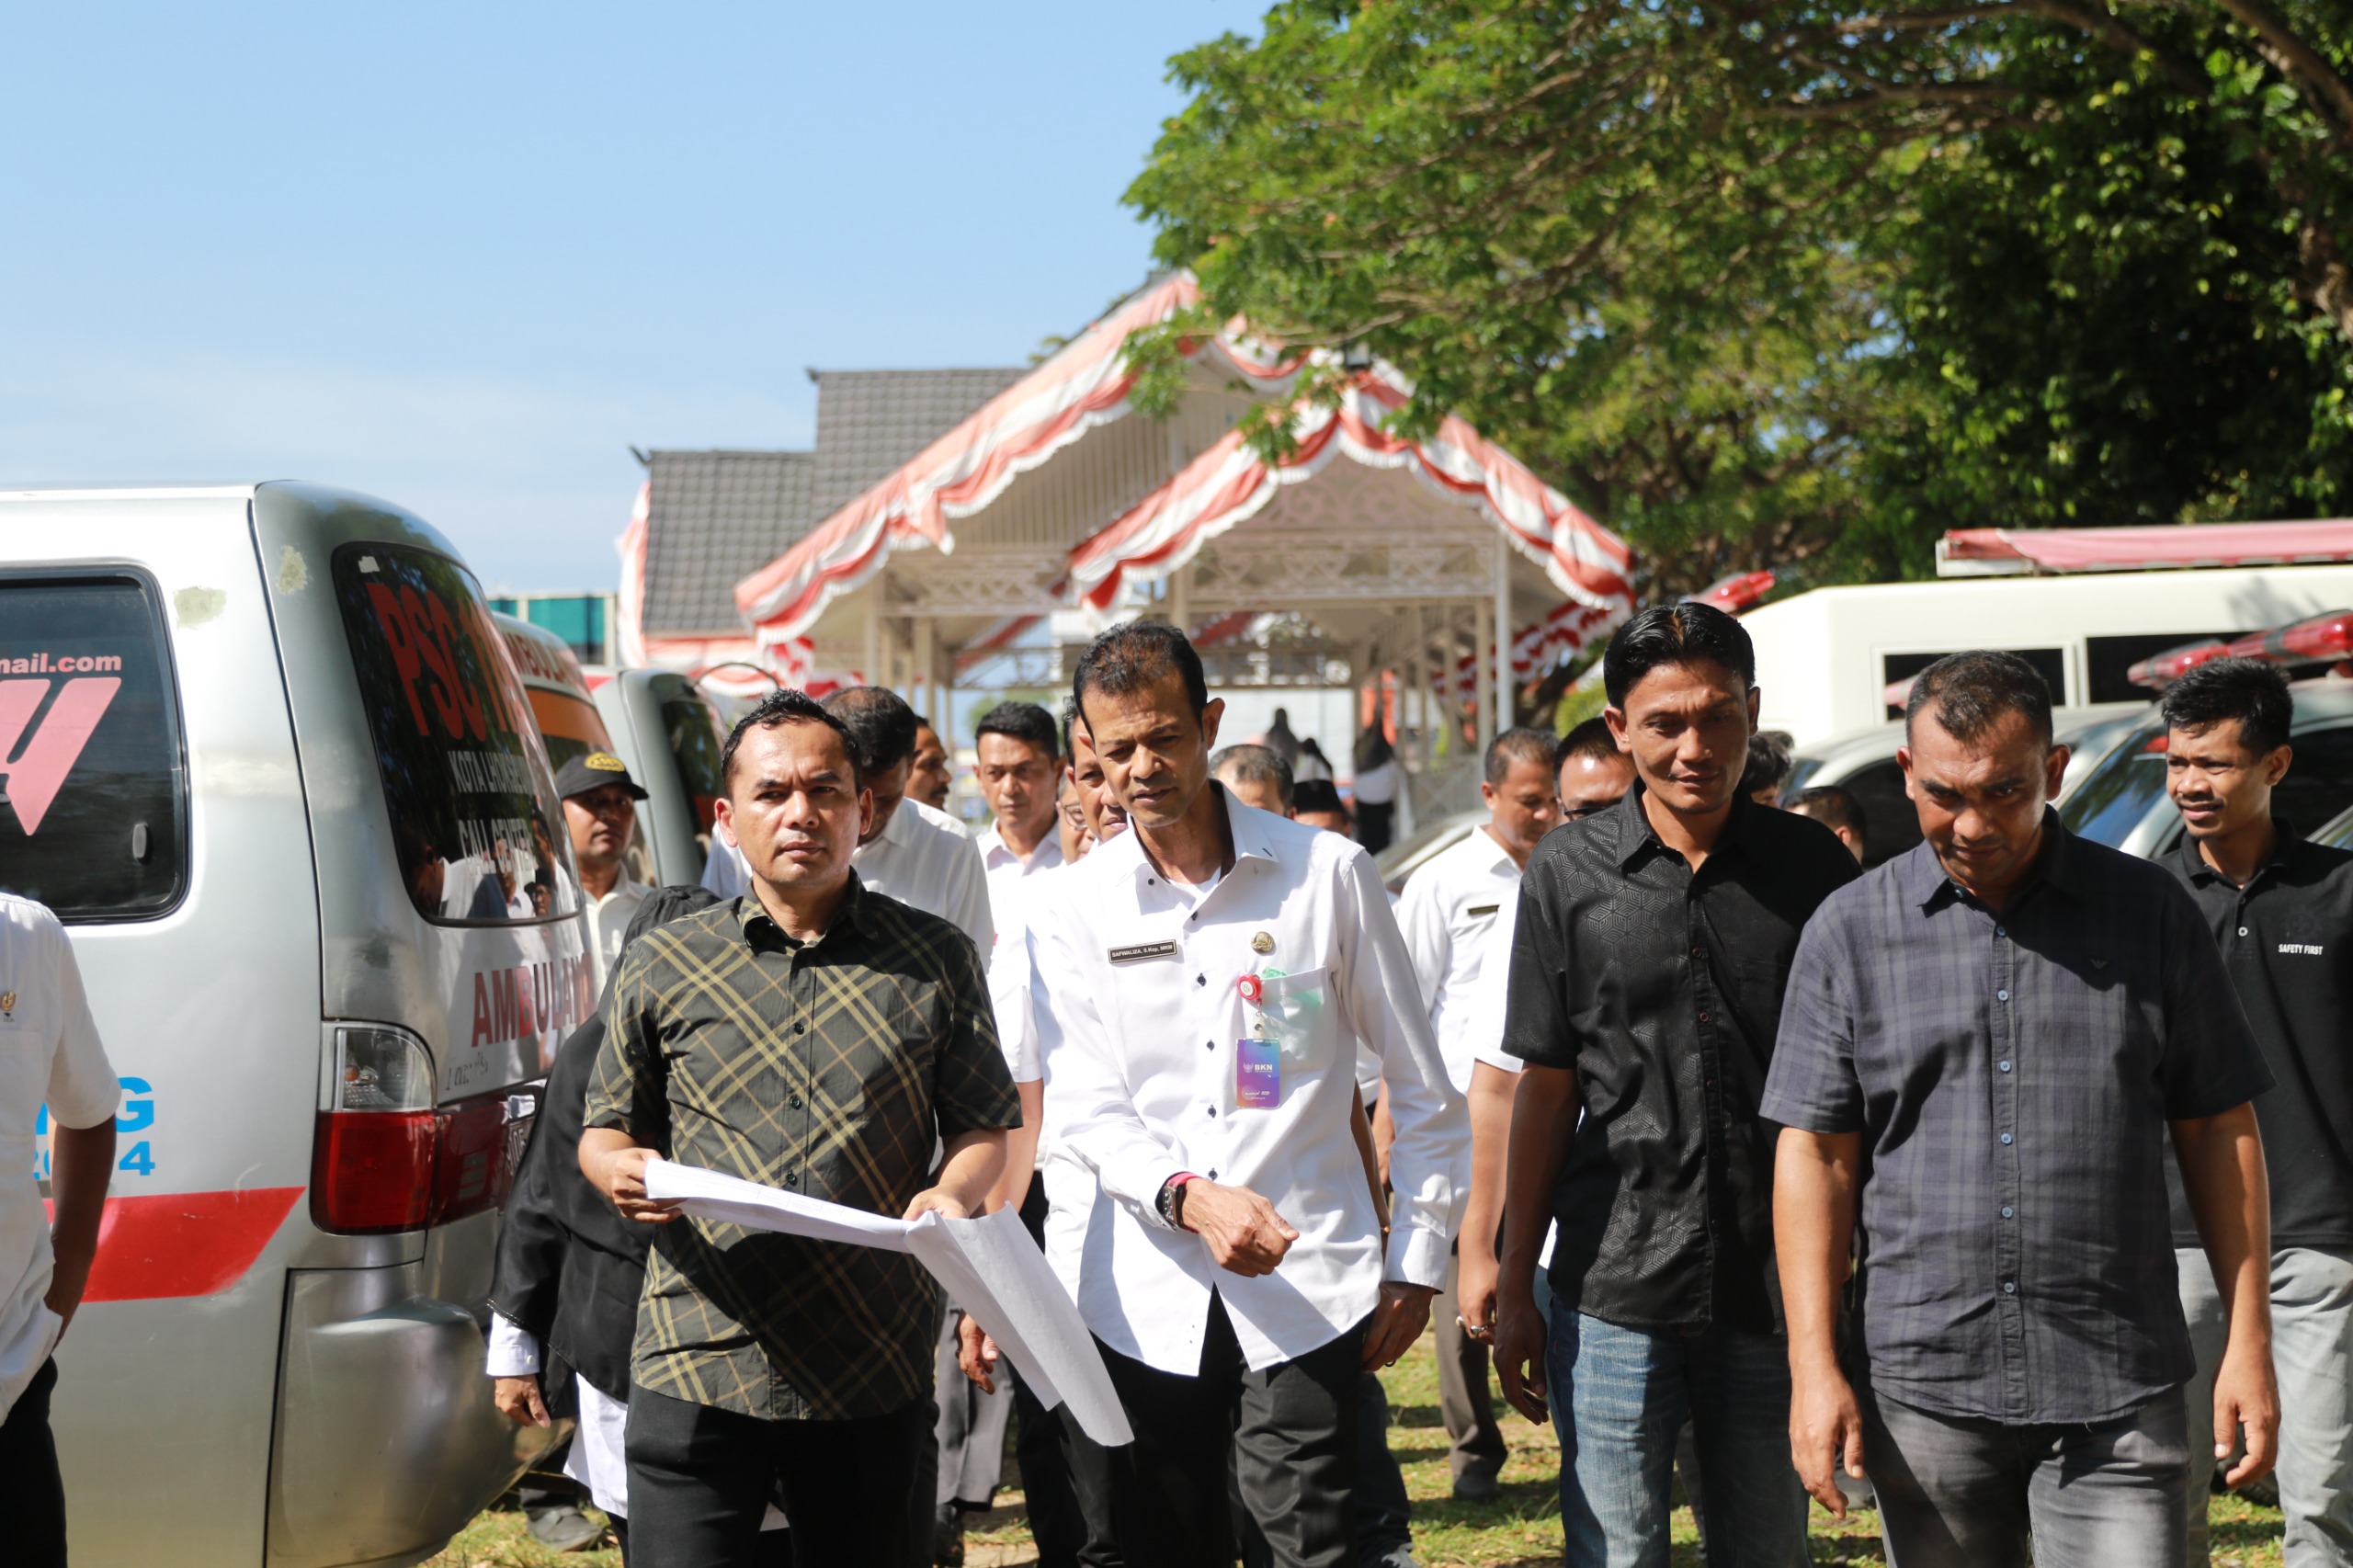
[477,597,2353,1568]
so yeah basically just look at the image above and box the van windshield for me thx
[2061,722,2171,846]
[332,545,576,925]
[0,574,186,921]
[658,684,726,873]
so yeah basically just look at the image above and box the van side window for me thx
[331,546,576,925]
[659,688,726,866]
[0,574,187,921]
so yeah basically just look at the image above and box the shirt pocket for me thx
[1261,966,1337,1075]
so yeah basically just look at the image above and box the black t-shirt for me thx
[2165,825,2353,1250]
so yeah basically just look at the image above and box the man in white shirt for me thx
[1027,621,1466,1568]
[973,701,1065,901]
[1393,727,1561,1502]
[701,692,993,954]
[0,894,119,1568]
[557,752,653,990]
[911,719,955,812]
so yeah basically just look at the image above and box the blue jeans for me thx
[1545,1295,1810,1568]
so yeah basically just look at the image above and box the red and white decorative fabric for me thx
[1066,370,1633,621]
[1941,521,2353,574]
[736,274,1302,652]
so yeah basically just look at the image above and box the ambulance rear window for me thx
[331,545,577,925]
[0,574,187,922]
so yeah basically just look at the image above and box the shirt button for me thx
[2239,927,2250,937]
[1995,925,2006,937]
[789,1095,803,1108]
[2001,1205,2014,1217]
[2000,1132,2013,1144]
[1196,974,1206,987]
[1996,989,2009,1002]
[1691,946,1703,958]
[1999,1060,2012,1073]
[2003,1281,2017,1295]
[1208,1169,1218,1180]
[794,1021,808,1034]
[785,1172,800,1187]
[1698,1010,1711,1023]
[1207,1107,1217,1118]
[1206,1040,1216,1051]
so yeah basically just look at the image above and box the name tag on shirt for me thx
[1107,940,1177,965]
[1465,903,1500,918]
[1236,1036,1280,1108]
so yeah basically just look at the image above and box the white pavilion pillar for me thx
[1170,562,1190,634]
[1492,528,1512,740]
[914,617,935,720]
[862,590,881,688]
[1473,596,1494,755]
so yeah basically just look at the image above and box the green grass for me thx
[430,1337,2289,1566]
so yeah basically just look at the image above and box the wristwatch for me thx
[1156,1172,1200,1230]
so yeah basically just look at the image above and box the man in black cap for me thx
[555,749,651,988]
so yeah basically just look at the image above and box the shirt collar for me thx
[2171,817,2300,886]
[1608,778,1756,872]
[1110,781,1283,887]
[1906,808,2088,912]
[980,821,1063,872]
[734,870,869,948]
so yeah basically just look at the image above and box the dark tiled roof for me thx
[809,368,1028,521]
[642,449,815,634]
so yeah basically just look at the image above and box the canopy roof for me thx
[1938,520,2353,576]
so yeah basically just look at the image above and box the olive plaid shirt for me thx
[584,880,1019,1420]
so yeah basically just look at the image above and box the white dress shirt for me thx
[977,822,1064,923]
[582,876,652,992]
[1462,894,1527,1075]
[1394,825,1520,1095]
[702,798,994,953]
[0,895,119,1422]
[1027,788,1467,1375]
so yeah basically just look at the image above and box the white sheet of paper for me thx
[642,1159,1134,1448]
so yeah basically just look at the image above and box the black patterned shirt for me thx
[1762,817,2273,1424]
[1502,785,1860,1334]
[584,881,1018,1420]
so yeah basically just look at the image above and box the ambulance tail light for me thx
[312,1026,437,1234]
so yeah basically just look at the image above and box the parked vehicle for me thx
[1784,703,2147,868]
[1742,565,2353,745]
[0,483,576,1566]
[588,668,727,887]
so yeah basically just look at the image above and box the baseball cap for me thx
[554,750,650,801]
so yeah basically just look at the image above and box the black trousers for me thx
[625,1384,926,1568]
[1098,1297,1365,1568]
[2,1358,64,1568]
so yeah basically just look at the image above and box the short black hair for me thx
[721,688,860,791]
[1601,601,1756,708]
[1486,726,1558,785]
[823,686,918,774]
[2160,656,2294,756]
[1291,778,1348,818]
[1740,730,1793,799]
[974,699,1061,760]
[1073,620,1209,722]
[1790,786,1866,847]
[1555,716,1620,771]
[1211,744,1294,811]
[1905,651,2053,749]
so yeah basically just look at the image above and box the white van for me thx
[1745,565,2353,745]
[1,483,582,1566]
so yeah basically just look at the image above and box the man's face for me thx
[1215,767,1287,815]
[714,720,870,896]
[910,722,952,812]
[1900,704,2069,897]
[1483,755,1563,858]
[1056,775,1091,861]
[977,733,1059,841]
[1605,659,1758,818]
[1080,676,1223,833]
[1556,750,1636,821]
[1068,725,1130,846]
[859,756,915,847]
[563,782,639,871]
[2167,719,2290,844]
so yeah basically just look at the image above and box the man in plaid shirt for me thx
[581,689,1019,1568]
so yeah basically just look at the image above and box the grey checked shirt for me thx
[1761,815,2272,1425]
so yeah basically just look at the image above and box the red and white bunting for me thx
[736,274,1303,651]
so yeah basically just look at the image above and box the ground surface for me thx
[428,1337,2289,1566]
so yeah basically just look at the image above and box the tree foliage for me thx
[1125,0,2353,597]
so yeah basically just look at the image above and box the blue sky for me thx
[0,4,1240,588]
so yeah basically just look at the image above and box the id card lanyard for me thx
[1235,969,1282,1108]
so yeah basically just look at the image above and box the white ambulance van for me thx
[0,483,584,1566]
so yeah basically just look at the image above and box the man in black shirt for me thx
[2162,658,2353,1567]
[1493,602,1859,1567]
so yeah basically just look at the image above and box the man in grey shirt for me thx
[1764,651,2280,1566]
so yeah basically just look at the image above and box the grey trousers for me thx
[1433,1255,1507,1483]
[1861,1382,2191,1568]
[935,1303,1014,1509]
[2179,1244,2353,1567]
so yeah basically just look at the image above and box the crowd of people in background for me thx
[7,597,2351,1568]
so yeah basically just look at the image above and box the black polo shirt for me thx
[2165,824,2353,1251]
[1503,784,1859,1334]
